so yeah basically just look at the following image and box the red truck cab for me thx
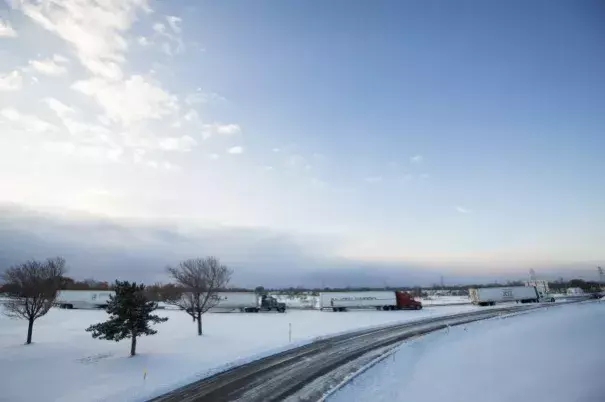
[395,291,422,310]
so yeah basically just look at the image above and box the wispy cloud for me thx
[456,206,472,214]
[72,75,179,127]
[158,136,197,152]
[364,176,383,183]
[28,57,68,76]
[0,70,23,90]
[410,154,423,164]
[1,107,57,133]
[227,146,244,155]
[0,19,17,37]
[202,122,241,139]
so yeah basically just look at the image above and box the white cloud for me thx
[215,123,241,135]
[227,146,244,154]
[364,176,383,183]
[137,36,151,46]
[14,0,150,80]
[202,122,241,139]
[44,98,75,118]
[287,154,306,168]
[53,54,70,63]
[183,109,198,122]
[185,92,225,105]
[166,16,182,34]
[1,107,57,133]
[0,19,17,37]
[208,153,220,160]
[263,166,274,171]
[0,70,23,90]
[310,178,328,188]
[72,75,179,126]
[107,147,124,161]
[272,148,280,153]
[28,58,68,75]
[158,136,197,152]
[456,206,472,214]
[410,155,423,164]
[152,22,166,34]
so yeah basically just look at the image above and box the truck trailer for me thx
[212,292,259,312]
[56,290,114,309]
[319,290,422,312]
[186,292,286,313]
[469,286,540,306]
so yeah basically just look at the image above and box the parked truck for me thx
[212,292,286,313]
[469,286,540,306]
[319,290,422,312]
[56,290,114,309]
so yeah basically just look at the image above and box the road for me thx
[148,301,585,402]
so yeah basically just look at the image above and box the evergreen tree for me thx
[86,281,168,356]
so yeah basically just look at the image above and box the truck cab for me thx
[395,291,423,310]
[260,295,286,313]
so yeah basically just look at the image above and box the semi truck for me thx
[56,290,114,309]
[212,292,286,313]
[469,286,541,306]
[319,290,422,312]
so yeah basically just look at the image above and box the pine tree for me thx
[86,281,168,356]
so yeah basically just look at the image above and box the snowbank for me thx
[0,304,480,402]
[329,302,605,402]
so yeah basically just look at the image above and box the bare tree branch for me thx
[1,257,66,344]
[166,256,232,335]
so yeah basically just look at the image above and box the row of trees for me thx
[1,256,232,355]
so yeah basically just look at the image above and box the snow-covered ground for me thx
[0,304,484,402]
[329,301,605,402]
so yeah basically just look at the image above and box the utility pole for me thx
[598,266,603,284]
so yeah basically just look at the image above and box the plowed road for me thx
[149,301,586,402]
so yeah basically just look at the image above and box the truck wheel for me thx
[416,305,422,310]
[376,307,382,311]
[333,308,338,312]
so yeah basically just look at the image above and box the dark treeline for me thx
[2,277,601,297]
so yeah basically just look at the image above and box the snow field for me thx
[0,304,482,402]
[329,302,605,402]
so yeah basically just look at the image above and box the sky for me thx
[0,0,604,286]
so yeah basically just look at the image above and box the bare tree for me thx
[1,257,66,344]
[166,257,232,335]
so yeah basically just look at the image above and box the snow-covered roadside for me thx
[328,302,605,402]
[0,304,483,402]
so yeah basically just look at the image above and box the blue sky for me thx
[0,0,603,283]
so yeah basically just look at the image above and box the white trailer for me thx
[56,290,114,309]
[212,292,259,312]
[567,287,584,296]
[469,286,539,306]
[319,291,397,311]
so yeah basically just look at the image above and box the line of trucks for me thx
[56,291,287,313]
[55,289,423,312]
[54,283,568,312]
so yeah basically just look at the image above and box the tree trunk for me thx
[26,318,34,345]
[197,311,202,335]
[130,334,137,356]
